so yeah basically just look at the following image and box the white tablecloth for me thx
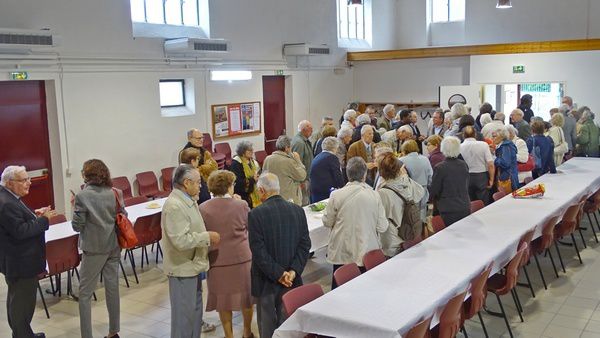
[275,158,600,338]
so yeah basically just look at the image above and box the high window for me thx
[432,0,465,23]
[130,0,200,26]
[337,0,372,48]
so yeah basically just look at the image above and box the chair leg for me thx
[119,261,130,288]
[571,233,583,264]
[37,282,50,319]
[578,227,588,248]
[461,325,469,338]
[546,248,560,278]
[48,276,56,296]
[587,213,599,243]
[158,242,163,259]
[510,289,522,315]
[522,265,535,298]
[513,289,524,321]
[144,246,150,265]
[155,242,160,264]
[477,311,489,338]
[555,241,566,273]
[495,294,513,338]
[593,211,600,232]
[532,254,547,289]
[128,250,139,284]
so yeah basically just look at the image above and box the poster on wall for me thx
[211,101,262,140]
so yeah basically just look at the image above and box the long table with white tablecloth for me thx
[46,197,330,253]
[274,158,600,338]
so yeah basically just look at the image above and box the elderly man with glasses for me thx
[0,165,57,338]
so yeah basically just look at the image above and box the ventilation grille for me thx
[308,47,330,55]
[0,33,53,46]
[194,42,228,52]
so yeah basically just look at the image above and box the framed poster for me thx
[211,101,262,140]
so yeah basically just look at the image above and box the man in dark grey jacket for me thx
[559,104,578,154]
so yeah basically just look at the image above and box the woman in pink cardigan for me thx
[200,170,254,338]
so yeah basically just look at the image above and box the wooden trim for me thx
[347,38,600,62]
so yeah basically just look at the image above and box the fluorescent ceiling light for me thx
[496,0,512,8]
[210,70,252,81]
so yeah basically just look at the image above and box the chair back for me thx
[518,229,535,267]
[46,234,80,276]
[112,176,132,199]
[282,283,324,317]
[255,150,267,167]
[124,195,150,207]
[538,216,559,252]
[214,143,232,166]
[464,263,493,320]
[556,204,582,237]
[202,133,213,153]
[498,242,527,294]
[136,171,160,197]
[492,191,507,202]
[363,249,386,271]
[48,214,67,226]
[333,263,361,287]
[402,235,423,251]
[432,215,446,233]
[133,213,162,247]
[161,167,175,192]
[405,316,433,338]
[523,177,533,185]
[470,200,485,213]
[437,291,467,338]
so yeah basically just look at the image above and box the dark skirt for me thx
[206,261,254,312]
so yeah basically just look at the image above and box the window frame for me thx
[159,79,186,108]
[131,0,200,27]
[337,0,372,49]
[431,0,465,23]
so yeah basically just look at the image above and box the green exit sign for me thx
[275,70,284,76]
[10,71,28,80]
[513,65,525,74]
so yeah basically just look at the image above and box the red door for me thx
[0,81,54,209]
[262,76,286,155]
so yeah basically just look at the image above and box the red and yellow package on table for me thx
[512,183,546,199]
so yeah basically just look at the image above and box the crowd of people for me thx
[1,94,598,338]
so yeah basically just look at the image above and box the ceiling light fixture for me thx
[496,0,512,8]
[348,0,362,7]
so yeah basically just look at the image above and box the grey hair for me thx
[346,157,367,182]
[337,127,353,139]
[490,125,510,140]
[235,140,254,157]
[257,173,280,193]
[511,109,524,118]
[444,112,453,121]
[505,125,518,139]
[275,135,291,151]
[383,104,395,115]
[440,136,461,158]
[322,116,334,124]
[480,113,492,126]
[494,112,505,122]
[321,136,339,152]
[360,124,374,136]
[397,125,413,135]
[356,114,371,126]
[451,103,468,119]
[0,165,26,187]
[297,120,311,132]
[550,112,565,127]
[375,145,393,157]
[558,104,570,114]
[173,164,199,189]
[343,109,357,121]
[187,128,199,138]
[582,109,595,122]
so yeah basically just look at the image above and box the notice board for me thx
[211,101,262,140]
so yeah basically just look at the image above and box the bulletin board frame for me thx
[211,101,262,140]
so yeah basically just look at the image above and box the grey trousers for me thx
[5,276,37,338]
[78,247,121,338]
[468,172,490,205]
[256,290,286,338]
[169,274,203,338]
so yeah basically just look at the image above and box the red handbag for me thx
[113,189,138,249]
[517,154,535,172]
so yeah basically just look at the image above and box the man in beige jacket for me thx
[262,135,307,205]
[161,165,220,338]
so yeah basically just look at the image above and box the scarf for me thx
[234,155,261,208]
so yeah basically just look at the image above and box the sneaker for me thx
[201,322,216,333]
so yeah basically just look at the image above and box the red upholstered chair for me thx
[214,143,233,167]
[400,235,423,252]
[124,213,163,284]
[405,316,433,338]
[124,195,150,207]
[583,190,600,243]
[160,167,175,193]
[486,242,527,338]
[432,215,446,233]
[470,200,485,213]
[429,290,468,338]
[255,150,267,167]
[282,283,324,317]
[135,171,170,198]
[215,155,226,169]
[518,229,536,298]
[112,176,132,199]
[555,203,584,270]
[48,214,67,226]
[202,133,213,153]
[363,249,386,271]
[462,263,493,337]
[530,216,561,289]
[333,263,361,287]
[492,191,507,202]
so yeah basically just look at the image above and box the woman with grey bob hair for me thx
[309,136,344,202]
[548,112,568,165]
[230,141,262,208]
[430,136,471,226]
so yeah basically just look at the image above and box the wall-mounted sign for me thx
[10,72,28,80]
[513,65,525,74]
[212,101,262,140]
[275,70,284,76]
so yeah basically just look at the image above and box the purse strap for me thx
[112,188,123,214]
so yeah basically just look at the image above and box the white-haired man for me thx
[248,173,311,338]
[351,114,382,144]
[347,125,378,186]
[378,104,396,131]
[559,104,577,154]
[340,109,357,129]
[382,125,413,153]
[510,109,532,140]
[291,120,314,205]
[1,165,57,338]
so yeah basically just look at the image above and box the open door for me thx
[439,85,482,116]
[262,76,286,155]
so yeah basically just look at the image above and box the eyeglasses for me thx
[11,177,31,183]
[190,136,203,140]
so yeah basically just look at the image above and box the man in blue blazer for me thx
[248,173,311,338]
[0,166,56,338]
[310,137,345,203]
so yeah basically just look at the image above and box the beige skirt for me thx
[206,260,254,312]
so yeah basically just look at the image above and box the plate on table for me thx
[146,202,161,209]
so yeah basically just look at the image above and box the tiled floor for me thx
[3,216,600,337]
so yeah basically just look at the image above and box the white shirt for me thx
[460,138,493,173]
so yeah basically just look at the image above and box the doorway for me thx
[262,76,286,155]
[483,82,564,122]
[0,81,54,209]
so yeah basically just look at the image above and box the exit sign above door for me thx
[513,65,525,74]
